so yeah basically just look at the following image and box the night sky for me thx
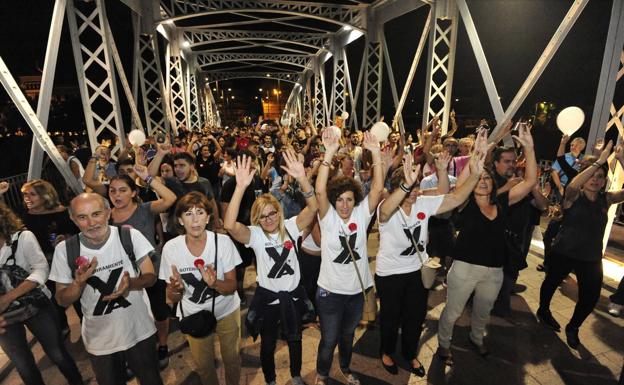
[0,0,617,161]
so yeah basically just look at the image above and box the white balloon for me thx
[341,111,350,120]
[557,106,585,136]
[370,121,391,142]
[260,124,268,131]
[328,125,341,137]
[128,129,146,146]
[281,116,291,126]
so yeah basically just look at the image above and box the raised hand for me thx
[134,146,146,166]
[281,149,306,180]
[598,140,614,164]
[102,271,130,301]
[512,123,534,150]
[321,127,340,154]
[561,134,570,145]
[615,144,624,164]
[362,130,381,153]
[156,139,172,155]
[235,155,255,187]
[0,181,8,195]
[402,153,421,187]
[594,138,605,156]
[134,164,149,181]
[434,150,451,171]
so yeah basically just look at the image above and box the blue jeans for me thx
[89,333,163,385]
[315,287,364,377]
[0,300,82,385]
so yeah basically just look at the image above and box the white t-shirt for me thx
[0,231,50,297]
[159,231,241,321]
[49,226,155,356]
[376,196,444,276]
[245,217,302,297]
[317,196,374,295]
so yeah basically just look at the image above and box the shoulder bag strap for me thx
[5,231,22,266]
[284,228,301,259]
[397,211,427,266]
[341,229,367,303]
[212,232,218,314]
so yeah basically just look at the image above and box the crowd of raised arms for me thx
[1,114,624,385]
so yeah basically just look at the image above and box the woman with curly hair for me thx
[0,202,83,385]
[313,128,384,385]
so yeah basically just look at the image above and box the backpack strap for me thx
[118,226,138,274]
[212,232,218,314]
[5,231,22,266]
[65,235,81,278]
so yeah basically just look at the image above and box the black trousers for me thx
[539,252,603,329]
[375,270,428,361]
[260,303,302,383]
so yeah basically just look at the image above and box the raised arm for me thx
[133,164,177,214]
[436,139,486,214]
[280,149,318,230]
[147,140,172,177]
[433,151,451,194]
[363,131,384,214]
[83,156,107,196]
[223,155,253,244]
[608,145,624,205]
[565,141,612,208]
[378,154,421,223]
[315,128,341,219]
[509,124,538,205]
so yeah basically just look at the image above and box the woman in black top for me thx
[436,125,537,363]
[537,141,624,349]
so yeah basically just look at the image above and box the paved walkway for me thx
[2,239,623,385]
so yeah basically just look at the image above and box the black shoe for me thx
[435,347,453,366]
[469,337,489,357]
[565,325,580,349]
[411,359,426,377]
[511,284,527,294]
[536,308,561,332]
[158,345,169,370]
[380,355,398,375]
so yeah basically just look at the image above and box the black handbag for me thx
[179,232,218,338]
[0,232,49,325]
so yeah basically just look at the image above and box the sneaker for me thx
[291,376,306,385]
[340,368,361,385]
[314,375,327,385]
[608,302,623,317]
[158,345,169,370]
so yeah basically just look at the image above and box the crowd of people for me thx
[0,114,622,385]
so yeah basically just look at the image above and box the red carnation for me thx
[348,223,357,232]
[417,212,426,220]
[75,256,88,267]
[283,240,293,250]
[194,259,205,269]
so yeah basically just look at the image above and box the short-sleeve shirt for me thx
[49,227,156,355]
[452,192,510,267]
[159,231,241,320]
[317,196,374,295]
[245,217,302,296]
[376,195,444,276]
[552,152,582,186]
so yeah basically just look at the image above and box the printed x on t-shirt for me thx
[401,226,425,256]
[88,265,131,316]
[265,246,295,278]
[180,267,221,304]
[334,231,360,264]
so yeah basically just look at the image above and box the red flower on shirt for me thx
[194,259,205,269]
[75,256,88,267]
[417,212,426,220]
[348,223,357,232]
[283,240,293,250]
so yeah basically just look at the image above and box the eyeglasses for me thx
[259,211,278,222]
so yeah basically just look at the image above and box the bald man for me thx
[49,193,163,385]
